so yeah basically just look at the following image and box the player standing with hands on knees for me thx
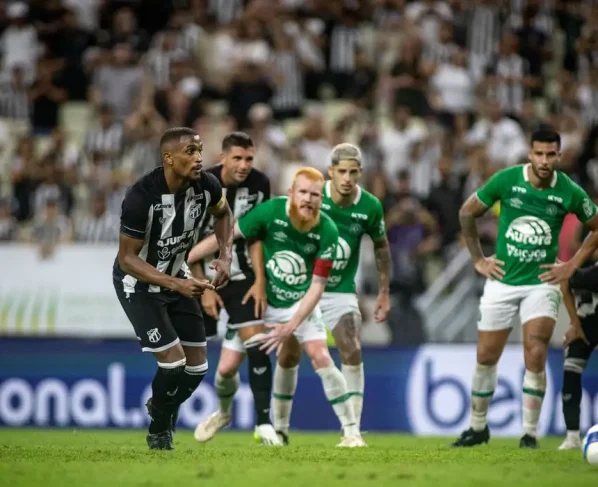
[190,167,365,447]
[113,127,233,450]
[454,129,598,449]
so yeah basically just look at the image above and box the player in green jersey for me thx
[270,143,391,434]
[453,129,598,449]
[188,167,365,447]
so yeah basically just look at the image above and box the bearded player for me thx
[190,167,365,447]
[453,128,598,449]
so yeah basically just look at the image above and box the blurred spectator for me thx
[1,2,39,84]
[0,65,30,123]
[29,196,72,259]
[0,197,18,241]
[10,136,38,221]
[297,106,331,174]
[84,104,123,166]
[29,58,67,134]
[270,24,304,120]
[75,191,119,243]
[96,7,148,54]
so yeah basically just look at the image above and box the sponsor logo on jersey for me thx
[508,198,523,209]
[547,195,562,203]
[583,198,595,218]
[307,232,320,240]
[273,231,287,242]
[153,203,173,210]
[266,251,307,286]
[156,230,195,260]
[505,216,552,263]
[332,237,351,271]
[322,203,331,210]
[275,219,288,227]
[187,193,203,202]
[351,213,368,221]
[512,186,527,194]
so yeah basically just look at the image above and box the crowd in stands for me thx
[1,0,598,341]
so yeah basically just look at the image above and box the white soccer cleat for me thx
[193,411,231,442]
[336,435,367,448]
[254,424,284,446]
[558,436,582,450]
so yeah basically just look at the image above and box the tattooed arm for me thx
[373,236,391,322]
[459,194,505,280]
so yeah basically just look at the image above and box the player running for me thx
[453,128,598,449]
[558,263,598,450]
[113,127,233,450]
[270,143,390,437]
[189,132,281,445]
[190,167,365,447]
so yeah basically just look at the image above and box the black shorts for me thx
[203,278,264,338]
[566,317,598,362]
[115,284,206,353]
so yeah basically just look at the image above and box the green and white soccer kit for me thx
[476,164,597,330]
[231,196,339,343]
[319,182,386,330]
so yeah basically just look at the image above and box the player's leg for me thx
[452,280,517,447]
[559,332,593,450]
[519,285,561,448]
[296,307,364,447]
[273,336,302,444]
[194,330,246,442]
[323,293,364,429]
[114,288,184,450]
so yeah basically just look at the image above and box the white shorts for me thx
[478,280,562,332]
[320,292,361,332]
[222,328,246,353]
[264,301,327,344]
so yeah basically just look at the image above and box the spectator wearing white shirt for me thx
[76,192,119,244]
[0,2,39,84]
[405,0,453,47]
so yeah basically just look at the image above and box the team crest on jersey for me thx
[303,243,317,255]
[350,223,362,235]
[189,204,202,219]
[147,328,161,343]
[546,204,557,216]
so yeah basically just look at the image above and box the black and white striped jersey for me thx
[199,165,270,282]
[113,166,224,293]
[570,264,598,320]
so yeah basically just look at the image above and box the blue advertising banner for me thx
[1,339,597,436]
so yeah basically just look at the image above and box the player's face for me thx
[170,135,203,181]
[529,141,559,182]
[288,175,323,230]
[328,160,361,196]
[221,146,255,184]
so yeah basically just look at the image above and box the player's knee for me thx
[476,345,501,366]
[307,344,333,370]
[339,343,361,365]
[277,346,301,368]
[183,345,207,366]
[154,343,186,364]
[524,343,548,372]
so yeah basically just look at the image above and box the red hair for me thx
[292,167,325,186]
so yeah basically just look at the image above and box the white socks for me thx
[272,364,298,435]
[316,365,359,437]
[341,363,364,429]
[522,369,546,438]
[470,363,497,432]
[214,371,240,415]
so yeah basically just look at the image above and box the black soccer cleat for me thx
[519,434,538,449]
[276,430,289,446]
[451,426,490,447]
[146,431,174,450]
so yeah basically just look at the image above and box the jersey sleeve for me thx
[203,171,225,211]
[568,182,598,223]
[237,198,273,240]
[120,187,151,240]
[367,198,386,240]
[314,217,338,277]
[476,170,505,208]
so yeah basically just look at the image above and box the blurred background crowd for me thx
[1,0,598,343]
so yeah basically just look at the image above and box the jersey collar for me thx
[523,163,557,188]
[325,180,362,204]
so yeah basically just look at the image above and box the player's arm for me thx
[205,173,234,265]
[561,279,588,346]
[459,172,505,280]
[369,201,391,321]
[187,222,244,264]
[242,239,267,318]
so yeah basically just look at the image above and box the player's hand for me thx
[563,320,588,348]
[176,277,214,299]
[539,261,575,284]
[209,258,231,290]
[258,322,297,354]
[374,292,390,322]
[242,280,267,319]
[201,289,223,320]
[473,257,505,280]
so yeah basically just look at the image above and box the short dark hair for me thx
[531,128,561,150]
[160,127,198,150]
[222,131,254,152]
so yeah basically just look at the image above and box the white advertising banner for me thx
[0,244,134,338]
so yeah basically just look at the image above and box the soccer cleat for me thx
[254,424,284,446]
[276,430,290,446]
[519,434,539,449]
[558,435,582,450]
[337,434,367,448]
[193,411,231,442]
[146,431,174,450]
[451,426,490,447]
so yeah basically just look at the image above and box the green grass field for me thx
[0,429,596,487]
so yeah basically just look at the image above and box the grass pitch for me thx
[0,429,595,487]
